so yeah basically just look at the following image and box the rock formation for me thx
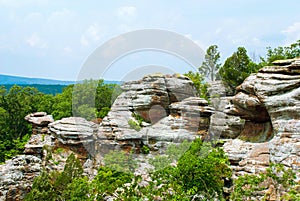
[97,74,214,155]
[208,81,245,139]
[24,112,54,158]
[0,155,42,201]
[1,60,300,200]
[223,58,300,182]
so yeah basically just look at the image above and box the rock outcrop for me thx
[49,117,97,146]
[24,112,54,158]
[0,155,42,201]
[223,58,300,181]
[208,81,245,139]
[97,74,214,154]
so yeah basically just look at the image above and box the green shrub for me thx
[128,119,141,131]
[141,145,150,154]
[231,163,299,200]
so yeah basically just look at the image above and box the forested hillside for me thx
[0,80,120,163]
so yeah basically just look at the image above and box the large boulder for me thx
[49,117,97,146]
[96,74,214,154]
[208,81,245,139]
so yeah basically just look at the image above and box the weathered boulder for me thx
[224,58,300,183]
[229,58,300,138]
[96,74,213,154]
[25,112,54,134]
[24,112,54,158]
[208,81,245,139]
[49,117,97,145]
[0,155,42,201]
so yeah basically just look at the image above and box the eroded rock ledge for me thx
[223,58,300,181]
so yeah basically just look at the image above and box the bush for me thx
[128,119,141,131]
[231,163,299,200]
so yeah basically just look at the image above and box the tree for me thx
[52,85,73,120]
[25,153,84,201]
[199,45,221,81]
[219,47,259,90]
[0,85,44,162]
[231,163,299,201]
[260,39,300,66]
[184,71,209,100]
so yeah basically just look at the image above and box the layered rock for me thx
[208,81,245,139]
[224,58,300,180]
[97,74,214,154]
[24,112,54,158]
[0,155,42,201]
[49,117,97,145]
[25,112,54,134]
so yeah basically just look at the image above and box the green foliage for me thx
[25,153,83,201]
[176,139,232,198]
[260,39,300,65]
[219,47,259,90]
[141,145,150,154]
[199,45,221,81]
[103,150,137,173]
[52,84,73,120]
[149,139,231,200]
[0,85,45,162]
[128,119,141,131]
[91,166,133,199]
[25,139,232,200]
[231,163,299,200]
[184,71,209,100]
[97,106,110,119]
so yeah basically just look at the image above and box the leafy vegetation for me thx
[231,163,300,200]
[260,39,300,66]
[218,47,259,91]
[199,45,221,81]
[0,79,120,163]
[184,71,209,100]
[26,139,233,200]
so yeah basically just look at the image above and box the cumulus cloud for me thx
[282,22,300,43]
[26,33,48,49]
[80,23,105,46]
[116,6,137,21]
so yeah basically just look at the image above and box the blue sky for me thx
[0,0,299,81]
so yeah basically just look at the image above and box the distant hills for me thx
[0,74,75,85]
[0,74,120,85]
[0,74,121,95]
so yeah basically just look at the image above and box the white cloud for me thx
[116,6,137,21]
[282,22,300,44]
[80,23,105,46]
[26,33,48,49]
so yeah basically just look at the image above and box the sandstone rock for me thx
[25,112,54,135]
[207,80,234,97]
[96,74,213,156]
[228,58,300,137]
[0,155,42,201]
[24,112,54,158]
[224,58,300,188]
[25,112,54,126]
[223,139,270,178]
[209,97,245,139]
[49,117,97,145]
